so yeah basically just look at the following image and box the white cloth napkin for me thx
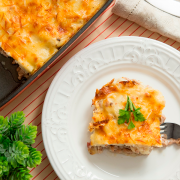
[112,0,180,43]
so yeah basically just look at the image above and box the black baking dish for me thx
[0,0,113,110]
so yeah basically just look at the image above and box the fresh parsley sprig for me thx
[118,96,146,129]
[0,111,42,180]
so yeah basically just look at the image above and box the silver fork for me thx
[160,123,180,139]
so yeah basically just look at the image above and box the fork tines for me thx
[160,123,167,134]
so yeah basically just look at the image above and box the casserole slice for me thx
[87,78,166,155]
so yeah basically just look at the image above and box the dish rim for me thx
[0,0,113,110]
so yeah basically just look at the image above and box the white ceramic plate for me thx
[42,37,180,180]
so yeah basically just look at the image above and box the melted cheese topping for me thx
[0,0,107,73]
[90,79,165,147]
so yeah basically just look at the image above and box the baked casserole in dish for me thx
[0,0,108,78]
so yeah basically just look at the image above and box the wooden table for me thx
[1,2,180,180]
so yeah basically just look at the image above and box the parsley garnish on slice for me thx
[133,108,146,122]
[128,121,135,130]
[118,109,130,124]
[118,96,146,129]
[118,96,130,125]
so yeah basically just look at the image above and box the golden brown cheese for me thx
[89,78,165,149]
[0,0,107,73]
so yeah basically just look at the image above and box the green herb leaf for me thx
[0,112,42,179]
[7,167,33,180]
[0,116,9,134]
[9,112,25,129]
[7,141,29,168]
[128,97,133,111]
[0,156,9,177]
[0,135,6,154]
[133,108,146,122]
[124,96,129,111]
[14,124,37,146]
[0,135,10,154]
[132,103,137,110]
[118,110,130,124]
[118,95,146,129]
[128,121,135,130]
[26,147,42,168]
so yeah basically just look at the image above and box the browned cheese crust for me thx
[88,78,166,155]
